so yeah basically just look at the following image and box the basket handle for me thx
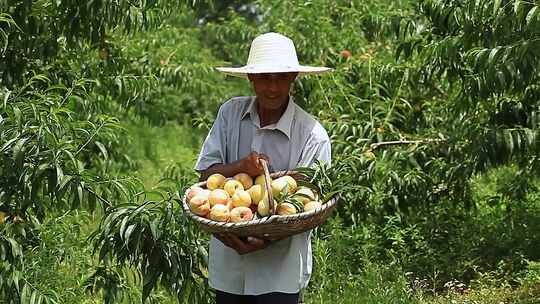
[259,158,274,215]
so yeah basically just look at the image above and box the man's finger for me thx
[247,236,265,248]
[226,234,249,251]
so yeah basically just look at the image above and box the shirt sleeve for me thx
[194,105,228,171]
[297,137,332,168]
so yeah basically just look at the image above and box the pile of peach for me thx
[187,173,323,223]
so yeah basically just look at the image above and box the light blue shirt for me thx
[195,95,331,295]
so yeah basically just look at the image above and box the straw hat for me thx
[216,32,332,78]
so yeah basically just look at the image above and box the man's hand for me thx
[240,152,270,177]
[214,233,267,255]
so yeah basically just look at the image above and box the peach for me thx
[186,186,204,202]
[223,179,244,196]
[230,206,254,223]
[255,174,271,188]
[247,184,265,205]
[232,190,252,208]
[189,195,211,216]
[208,189,230,207]
[257,197,272,216]
[282,176,298,193]
[207,173,226,190]
[209,204,230,222]
[233,173,253,190]
[294,187,315,204]
[276,202,297,215]
[304,201,322,212]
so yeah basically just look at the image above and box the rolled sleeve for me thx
[194,105,228,171]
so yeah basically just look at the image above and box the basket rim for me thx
[182,170,338,228]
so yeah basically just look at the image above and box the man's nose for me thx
[267,78,279,91]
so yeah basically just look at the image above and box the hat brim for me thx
[215,65,333,78]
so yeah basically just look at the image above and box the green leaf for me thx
[95,141,108,160]
[526,6,539,26]
[493,0,502,15]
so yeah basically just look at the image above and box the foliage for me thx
[1,0,540,302]
[89,191,212,303]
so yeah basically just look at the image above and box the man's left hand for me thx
[215,233,267,255]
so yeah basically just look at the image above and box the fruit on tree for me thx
[224,179,244,196]
[232,190,252,208]
[209,204,230,222]
[233,173,253,190]
[189,195,211,216]
[304,201,322,212]
[207,173,226,190]
[230,206,254,222]
[340,49,352,59]
[208,189,230,207]
[0,211,7,225]
[295,187,315,204]
[276,203,297,215]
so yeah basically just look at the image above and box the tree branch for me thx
[369,138,445,151]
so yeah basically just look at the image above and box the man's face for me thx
[248,72,298,110]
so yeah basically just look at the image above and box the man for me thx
[195,32,332,304]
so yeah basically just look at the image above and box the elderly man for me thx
[195,32,332,304]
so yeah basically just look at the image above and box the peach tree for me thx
[1,1,214,302]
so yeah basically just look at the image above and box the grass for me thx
[122,117,204,187]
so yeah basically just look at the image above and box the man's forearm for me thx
[198,160,243,181]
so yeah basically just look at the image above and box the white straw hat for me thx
[216,32,332,78]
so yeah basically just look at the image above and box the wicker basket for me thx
[182,160,338,240]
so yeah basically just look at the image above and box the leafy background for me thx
[1,0,539,303]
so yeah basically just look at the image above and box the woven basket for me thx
[182,160,338,240]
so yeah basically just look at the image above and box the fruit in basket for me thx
[255,174,271,188]
[224,179,244,196]
[232,190,252,208]
[233,173,253,190]
[208,189,230,207]
[209,204,230,222]
[186,186,206,202]
[189,195,211,216]
[282,176,298,192]
[247,184,264,204]
[230,206,254,222]
[304,201,322,212]
[207,173,226,190]
[271,178,288,196]
[294,187,315,204]
[271,176,297,197]
[276,202,297,215]
[257,197,275,216]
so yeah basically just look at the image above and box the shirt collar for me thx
[242,96,295,139]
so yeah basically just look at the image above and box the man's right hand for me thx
[239,152,270,177]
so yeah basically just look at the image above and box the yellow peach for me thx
[232,190,252,208]
[276,203,297,215]
[223,179,244,196]
[233,173,253,190]
[208,189,230,207]
[304,201,322,212]
[230,206,254,222]
[209,204,230,222]
[207,173,226,190]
